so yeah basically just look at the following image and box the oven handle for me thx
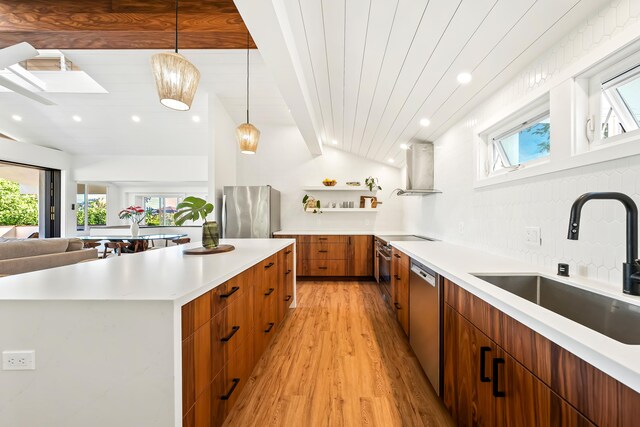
[376,248,392,262]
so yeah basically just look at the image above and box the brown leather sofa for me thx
[0,237,98,276]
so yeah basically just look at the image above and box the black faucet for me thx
[567,192,640,295]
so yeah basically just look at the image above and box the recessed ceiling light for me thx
[331,139,338,145]
[72,115,82,122]
[11,115,22,122]
[419,118,431,127]
[457,72,472,84]
[192,115,201,123]
[131,115,141,123]
[388,158,395,163]
[400,143,409,150]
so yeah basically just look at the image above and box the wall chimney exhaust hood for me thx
[394,142,441,196]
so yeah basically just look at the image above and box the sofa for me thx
[0,237,98,276]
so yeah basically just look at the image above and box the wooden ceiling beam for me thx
[0,0,256,49]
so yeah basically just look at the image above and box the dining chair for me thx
[171,237,191,245]
[102,242,129,259]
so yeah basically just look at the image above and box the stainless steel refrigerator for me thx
[222,186,281,238]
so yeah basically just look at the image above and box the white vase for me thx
[130,223,139,237]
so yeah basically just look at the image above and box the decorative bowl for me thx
[322,179,337,187]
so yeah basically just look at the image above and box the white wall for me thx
[236,125,406,232]
[405,0,640,292]
[209,94,238,223]
[0,138,75,237]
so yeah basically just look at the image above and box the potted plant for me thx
[365,176,382,192]
[302,194,321,213]
[173,196,217,248]
[118,206,145,236]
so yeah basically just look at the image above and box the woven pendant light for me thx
[151,0,200,111]
[236,32,260,154]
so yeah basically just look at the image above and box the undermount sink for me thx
[472,274,640,345]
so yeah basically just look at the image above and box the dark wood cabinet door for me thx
[443,304,496,427]
[391,248,410,335]
[347,235,373,276]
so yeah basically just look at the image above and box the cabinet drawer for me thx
[307,235,347,244]
[212,268,251,315]
[254,295,277,365]
[300,242,347,260]
[301,259,347,276]
[211,293,252,378]
[210,341,253,427]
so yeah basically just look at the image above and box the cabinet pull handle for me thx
[318,250,328,253]
[264,287,275,296]
[285,295,292,301]
[264,262,274,269]
[221,326,240,342]
[264,322,275,333]
[318,237,328,240]
[220,286,240,299]
[285,250,292,254]
[480,347,491,382]
[285,269,292,275]
[394,253,401,258]
[318,266,327,270]
[394,274,401,280]
[220,378,240,400]
[492,358,505,397]
[394,302,401,310]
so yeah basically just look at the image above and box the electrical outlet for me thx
[2,350,35,370]
[525,226,541,246]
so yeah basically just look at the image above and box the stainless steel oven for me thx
[375,240,392,303]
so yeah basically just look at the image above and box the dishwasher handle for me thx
[411,264,436,287]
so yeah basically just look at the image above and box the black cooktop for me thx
[375,235,435,245]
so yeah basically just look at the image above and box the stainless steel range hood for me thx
[395,142,441,196]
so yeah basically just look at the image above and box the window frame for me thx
[583,49,640,150]
[483,100,551,178]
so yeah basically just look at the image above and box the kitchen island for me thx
[0,238,295,427]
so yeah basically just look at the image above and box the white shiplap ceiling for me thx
[0,49,292,155]
[237,0,610,166]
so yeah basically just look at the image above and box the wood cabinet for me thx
[181,246,295,427]
[347,235,373,276]
[444,278,640,426]
[275,234,373,278]
[277,244,295,326]
[391,248,410,335]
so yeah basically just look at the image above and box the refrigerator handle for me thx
[221,194,227,239]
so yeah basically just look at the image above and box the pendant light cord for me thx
[175,0,179,53]
[246,30,250,124]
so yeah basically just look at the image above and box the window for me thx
[489,113,550,173]
[600,65,640,140]
[142,196,181,226]
[77,184,107,231]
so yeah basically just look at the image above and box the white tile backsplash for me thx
[405,0,640,292]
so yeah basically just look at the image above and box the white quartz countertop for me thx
[274,230,410,235]
[0,239,293,305]
[391,239,640,393]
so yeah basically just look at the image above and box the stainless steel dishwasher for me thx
[409,259,441,396]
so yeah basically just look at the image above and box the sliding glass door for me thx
[76,184,107,232]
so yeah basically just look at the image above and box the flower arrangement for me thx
[118,206,145,224]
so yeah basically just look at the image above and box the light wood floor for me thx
[224,281,454,427]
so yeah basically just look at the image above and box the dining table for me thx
[79,234,188,253]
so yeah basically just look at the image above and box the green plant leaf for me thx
[174,196,214,226]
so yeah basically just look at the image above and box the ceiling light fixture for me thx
[457,72,472,85]
[72,115,82,122]
[11,114,22,121]
[388,158,395,163]
[419,118,431,127]
[400,143,409,150]
[192,115,200,123]
[150,0,200,111]
[236,31,260,155]
[131,115,141,123]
